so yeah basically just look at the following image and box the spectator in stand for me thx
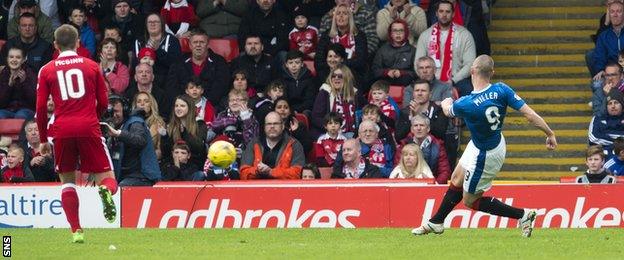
[161,0,198,38]
[427,0,490,56]
[78,0,110,31]
[101,98,162,186]
[367,80,399,125]
[273,97,313,154]
[68,6,96,57]
[404,56,453,107]
[278,0,334,29]
[289,8,319,60]
[7,0,53,43]
[592,0,624,80]
[137,47,156,67]
[396,79,449,142]
[238,0,291,57]
[315,112,347,167]
[331,138,382,179]
[576,145,617,184]
[124,63,168,118]
[357,104,397,150]
[605,137,624,176]
[315,43,349,87]
[0,47,36,120]
[372,19,416,86]
[100,0,145,54]
[97,38,130,95]
[166,29,230,110]
[279,50,317,113]
[102,25,131,65]
[397,114,451,184]
[254,80,285,125]
[161,95,208,168]
[376,0,427,45]
[589,89,624,155]
[231,69,258,100]
[208,90,259,151]
[240,111,305,180]
[162,141,203,181]
[354,119,394,177]
[231,34,276,94]
[320,0,379,58]
[311,64,361,138]
[389,143,433,179]
[132,91,167,160]
[20,120,56,182]
[316,4,368,87]
[301,163,321,179]
[416,0,476,97]
[134,13,182,80]
[592,62,624,117]
[1,13,53,72]
[51,23,92,59]
[0,145,33,183]
[185,77,215,125]
[196,0,247,39]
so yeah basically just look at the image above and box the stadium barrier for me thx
[2,181,622,229]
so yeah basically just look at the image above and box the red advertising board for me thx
[121,181,624,229]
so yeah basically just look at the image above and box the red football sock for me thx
[100,177,118,195]
[61,184,81,233]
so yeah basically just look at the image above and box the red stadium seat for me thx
[208,38,239,63]
[304,60,316,76]
[0,119,25,141]
[179,37,191,54]
[294,113,309,130]
[0,40,5,52]
[389,85,405,107]
[318,167,332,179]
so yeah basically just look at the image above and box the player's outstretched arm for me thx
[441,98,454,117]
[519,104,557,150]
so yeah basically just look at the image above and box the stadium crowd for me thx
[0,0,617,185]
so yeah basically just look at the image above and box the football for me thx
[208,140,237,168]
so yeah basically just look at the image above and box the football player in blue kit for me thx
[412,55,558,237]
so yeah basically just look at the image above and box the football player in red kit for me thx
[35,24,118,243]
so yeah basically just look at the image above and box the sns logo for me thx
[2,236,10,257]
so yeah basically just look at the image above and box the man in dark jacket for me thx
[331,138,382,179]
[165,29,230,111]
[20,120,57,182]
[278,50,316,113]
[7,0,54,43]
[396,80,449,142]
[1,13,53,72]
[238,0,291,56]
[99,0,145,53]
[231,34,276,93]
[103,98,161,186]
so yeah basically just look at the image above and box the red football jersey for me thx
[35,51,108,143]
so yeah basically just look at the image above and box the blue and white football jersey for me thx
[450,82,525,150]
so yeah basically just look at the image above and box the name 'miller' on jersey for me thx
[35,51,109,143]
[450,82,525,151]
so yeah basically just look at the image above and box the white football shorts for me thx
[459,136,506,194]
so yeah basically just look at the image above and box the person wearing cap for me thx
[7,0,54,43]
[589,88,624,155]
[99,0,145,54]
[137,47,156,66]
[371,19,416,86]
[288,7,319,60]
[196,0,247,38]
[592,62,624,117]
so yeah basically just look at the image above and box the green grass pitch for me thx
[4,228,623,259]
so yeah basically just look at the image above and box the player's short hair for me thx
[410,114,430,127]
[370,80,390,93]
[362,104,382,116]
[54,24,79,51]
[586,145,605,160]
[473,54,495,78]
[614,137,624,156]
[324,112,343,126]
[605,61,623,73]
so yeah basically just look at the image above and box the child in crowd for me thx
[288,9,318,60]
[161,0,198,37]
[185,77,215,125]
[280,50,317,113]
[208,90,259,150]
[576,145,616,184]
[138,47,157,67]
[359,104,397,148]
[315,112,347,167]
[162,141,201,181]
[254,80,286,125]
[301,163,321,180]
[368,80,399,123]
[69,6,96,57]
[0,146,33,183]
[232,69,258,99]
[605,137,624,176]
[389,143,433,179]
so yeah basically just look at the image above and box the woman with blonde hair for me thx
[161,95,208,167]
[311,64,362,138]
[390,143,433,179]
[132,91,166,159]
